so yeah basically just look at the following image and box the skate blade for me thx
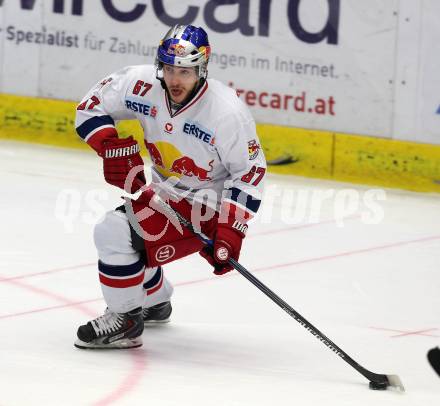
[144,318,170,325]
[74,337,143,349]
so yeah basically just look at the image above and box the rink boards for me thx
[1,92,440,193]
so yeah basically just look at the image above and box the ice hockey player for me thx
[74,25,266,349]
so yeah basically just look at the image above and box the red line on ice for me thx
[3,234,440,321]
[91,350,146,406]
[0,262,95,283]
[0,274,147,406]
[370,326,439,338]
[0,277,97,317]
[2,232,440,404]
[248,214,360,238]
[0,298,102,320]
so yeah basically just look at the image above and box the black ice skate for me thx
[75,307,144,349]
[143,301,172,324]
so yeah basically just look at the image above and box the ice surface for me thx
[0,141,439,406]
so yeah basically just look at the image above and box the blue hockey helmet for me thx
[156,25,211,79]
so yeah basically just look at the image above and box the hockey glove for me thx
[200,220,247,275]
[103,136,146,193]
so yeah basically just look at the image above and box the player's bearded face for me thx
[163,65,199,104]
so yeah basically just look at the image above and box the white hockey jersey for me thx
[75,64,266,219]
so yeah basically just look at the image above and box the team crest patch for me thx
[248,140,260,160]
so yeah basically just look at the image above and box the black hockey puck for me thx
[369,381,388,390]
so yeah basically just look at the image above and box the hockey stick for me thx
[266,154,298,165]
[152,195,405,392]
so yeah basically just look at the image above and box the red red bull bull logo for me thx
[170,157,214,181]
[144,141,214,181]
[168,43,186,56]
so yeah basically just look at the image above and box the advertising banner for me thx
[417,0,440,145]
[0,1,399,137]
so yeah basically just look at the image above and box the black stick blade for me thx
[370,375,405,392]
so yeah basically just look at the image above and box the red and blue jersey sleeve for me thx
[75,66,137,152]
[215,109,266,222]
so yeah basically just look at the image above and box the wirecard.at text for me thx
[229,82,336,116]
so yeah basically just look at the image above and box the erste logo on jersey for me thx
[125,98,157,118]
[183,120,215,151]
